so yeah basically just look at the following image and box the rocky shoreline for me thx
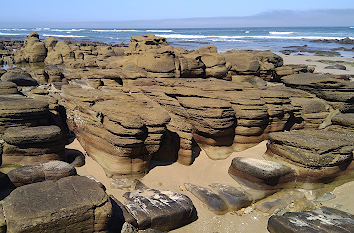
[0,32,353,232]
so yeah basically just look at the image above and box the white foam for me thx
[0,32,22,36]
[350,27,354,29]
[211,39,247,42]
[34,28,51,31]
[0,28,27,31]
[245,31,250,34]
[42,34,87,38]
[91,29,139,32]
[146,30,174,33]
[156,34,352,40]
[269,31,294,35]
[51,29,85,32]
[156,34,209,39]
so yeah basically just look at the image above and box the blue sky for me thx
[1,0,354,22]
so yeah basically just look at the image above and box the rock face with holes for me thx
[2,125,66,165]
[0,176,112,233]
[121,188,197,231]
[267,206,354,233]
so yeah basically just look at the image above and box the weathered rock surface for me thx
[14,32,47,63]
[61,85,170,177]
[184,183,251,214]
[0,96,50,133]
[1,70,38,86]
[2,125,66,165]
[0,81,18,95]
[268,206,354,233]
[7,161,76,187]
[122,188,196,231]
[267,129,354,168]
[1,176,112,232]
[282,73,354,113]
[228,157,293,197]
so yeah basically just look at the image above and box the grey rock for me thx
[1,72,38,86]
[268,206,354,233]
[184,183,228,214]
[324,64,346,70]
[123,188,196,231]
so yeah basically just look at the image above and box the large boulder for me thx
[1,70,38,86]
[14,32,47,63]
[1,176,112,232]
[122,188,196,231]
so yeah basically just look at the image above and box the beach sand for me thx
[281,54,354,75]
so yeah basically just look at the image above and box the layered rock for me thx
[222,50,283,81]
[1,176,112,232]
[282,73,354,113]
[266,129,354,182]
[2,125,66,165]
[0,81,18,95]
[14,32,47,63]
[0,96,50,133]
[60,85,170,177]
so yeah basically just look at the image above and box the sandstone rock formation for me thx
[2,125,66,165]
[14,32,47,63]
[282,73,354,113]
[0,96,50,133]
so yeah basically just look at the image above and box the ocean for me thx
[1,27,354,57]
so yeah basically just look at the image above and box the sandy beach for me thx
[281,54,354,75]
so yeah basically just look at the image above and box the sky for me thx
[1,0,354,27]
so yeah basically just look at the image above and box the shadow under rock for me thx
[64,148,86,167]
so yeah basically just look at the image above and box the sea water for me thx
[1,27,353,57]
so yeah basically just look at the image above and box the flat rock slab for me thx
[7,161,76,187]
[3,125,62,145]
[268,130,354,167]
[268,206,354,233]
[229,157,292,185]
[2,176,112,232]
[123,188,196,231]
